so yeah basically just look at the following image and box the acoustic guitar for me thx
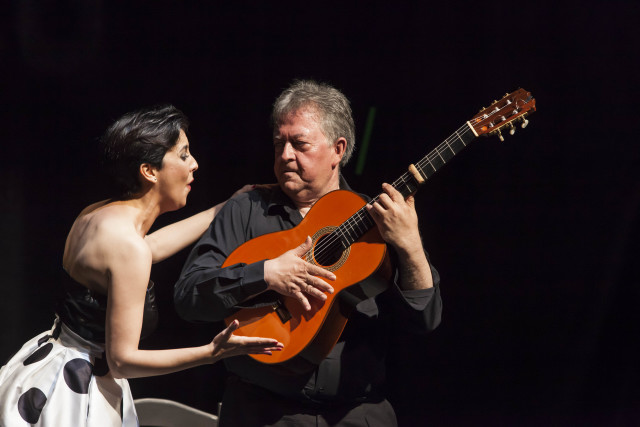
[224,88,536,364]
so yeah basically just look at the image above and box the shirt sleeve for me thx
[173,196,269,322]
[388,250,443,333]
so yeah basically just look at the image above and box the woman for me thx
[0,105,282,426]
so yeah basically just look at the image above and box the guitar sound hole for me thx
[313,234,344,267]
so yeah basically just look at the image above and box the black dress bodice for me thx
[56,272,159,343]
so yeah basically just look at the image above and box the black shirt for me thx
[174,178,442,404]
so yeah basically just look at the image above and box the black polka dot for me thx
[37,334,51,346]
[63,358,93,394]
[17,387,47,423]
[23,343,53,366]
[92,354,110,377]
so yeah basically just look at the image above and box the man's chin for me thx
[281,181,302,194]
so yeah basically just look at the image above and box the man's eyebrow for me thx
[274,133,307,141]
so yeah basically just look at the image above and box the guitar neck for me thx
[335,122,477,249]
[388,122,477,198]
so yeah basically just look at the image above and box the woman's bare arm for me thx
[144,185,254,263]
[104,227,280,379]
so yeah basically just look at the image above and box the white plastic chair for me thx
[134,398,219,427]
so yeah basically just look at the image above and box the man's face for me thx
[273,107,343,204]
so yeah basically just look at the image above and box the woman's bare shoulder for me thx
[64,202,149,280]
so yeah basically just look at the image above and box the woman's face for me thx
[155,129,198,211]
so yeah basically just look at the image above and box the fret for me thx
[448,137,466,154]
[426,158,437,173]
[416,163,427,180]
[398,176,414,197]
[444,140,456,155]
[393,174,419,198]
[354,212,368,234]
[343,221,357,242]
[418,159,437,180]
[428,152,446,170]
[455,126,475,147]
[453,128,467,147]
[435,146,447,163]
[439,145,456,163]
[339,233,349,249]
[334,227,349,248]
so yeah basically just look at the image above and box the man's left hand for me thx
[365,183,422,254]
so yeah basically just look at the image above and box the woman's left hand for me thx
[209,320,284,362]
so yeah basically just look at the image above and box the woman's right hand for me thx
[209,320,283,363]
[231,184,256,198]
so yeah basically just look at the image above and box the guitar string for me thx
[306,95,528,264]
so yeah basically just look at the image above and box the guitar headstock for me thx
[469,88,536,141]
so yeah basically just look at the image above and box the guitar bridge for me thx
[272,299,292,324]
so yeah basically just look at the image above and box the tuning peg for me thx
[509,123,516,135]
[521,117,529,128]
[496,129,504,142]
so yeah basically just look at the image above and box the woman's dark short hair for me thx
[101,104,189,200]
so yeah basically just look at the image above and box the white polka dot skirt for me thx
[0,317,139,426]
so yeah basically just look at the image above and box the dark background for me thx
[1,2,638,425]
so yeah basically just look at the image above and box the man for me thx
[174,80,442,426]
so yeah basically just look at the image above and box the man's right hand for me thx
[263,237,335,311]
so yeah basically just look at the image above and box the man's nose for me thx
[281,142,295,160]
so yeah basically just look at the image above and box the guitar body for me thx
[223,190,391,365]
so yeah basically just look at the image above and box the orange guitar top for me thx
[224,189,390,364]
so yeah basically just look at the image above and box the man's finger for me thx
[382,182,403,202]
[303,282,329,300]
[405,194,416,208]
[294,291,311,311]
[308,264,336,282]
[367,200,385,217]
[293,236,313,256]
[307,275,334,294]
[377,192,395,209]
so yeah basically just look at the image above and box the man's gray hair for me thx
[271,80,356,166]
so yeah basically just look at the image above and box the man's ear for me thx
[332,137,347,168]
[140,163,158,183]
